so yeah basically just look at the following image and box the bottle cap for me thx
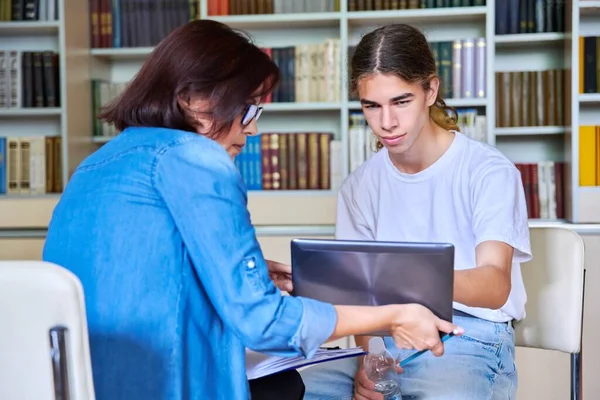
[368,337,386,355]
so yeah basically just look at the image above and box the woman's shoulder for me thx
[149,129,234,174]
[119,126,221,152]
[82,127,227,169]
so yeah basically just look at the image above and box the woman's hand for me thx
[389,303,461,356]
[266,259,293,292]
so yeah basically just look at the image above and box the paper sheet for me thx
[246,347,366,380]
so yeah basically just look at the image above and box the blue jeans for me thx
[300,315,517,400]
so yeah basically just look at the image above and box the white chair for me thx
[514,226,586,400]
[0,261,95,400]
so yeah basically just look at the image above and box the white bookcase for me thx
[1,0,600,230]
[573,1,600,222]
[87,3,480,227]
[202,0,595,224]
[0,0,93,197]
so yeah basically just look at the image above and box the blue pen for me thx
[398,330,460,368]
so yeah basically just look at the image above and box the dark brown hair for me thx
[350,23,459,147]
[99,20,280,138]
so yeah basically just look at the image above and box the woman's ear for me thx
[177,95,213,135]
[426,76,440,107]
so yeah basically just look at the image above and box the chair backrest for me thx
[0,261,95,400]
[514,226,585,354]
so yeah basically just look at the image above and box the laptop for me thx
[290,238,455,333]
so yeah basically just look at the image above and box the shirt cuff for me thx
[288,297,338,359]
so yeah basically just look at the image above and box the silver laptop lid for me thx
[290,238,455,325]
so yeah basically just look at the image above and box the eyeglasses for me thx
[241,104,263,126]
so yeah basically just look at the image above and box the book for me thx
[245,346,367,380]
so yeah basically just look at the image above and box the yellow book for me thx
[579,125,597,186]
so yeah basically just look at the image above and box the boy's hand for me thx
[266,259,293,292]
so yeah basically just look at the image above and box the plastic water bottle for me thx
[363,337,402,399]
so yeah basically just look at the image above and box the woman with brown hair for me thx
[300,23,531,400]
[42,20,459,400]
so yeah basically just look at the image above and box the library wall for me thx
[3,0,600,225]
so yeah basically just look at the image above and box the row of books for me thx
[0,50,60,109]
[0,0,58,21]
[89,0,197,48]
[495,69,565,128]
[209,0,338,15]
[348,113,376,173]
[455,108,486,142]
[232,132,564,221]
[0,136,62,195]
[263,40,341,103]
[516,161,564,220]
[211,0,485,15]
[496,0,565,35]
[90,40,342,113]
[234,132,342,191]
[431,39,486,100]
[580,36,599,94]
[348,0,485,11]
[579,125,600,187]
[348,38,486,101]
[91,80,123,138]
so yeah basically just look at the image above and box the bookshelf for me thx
[574,0,600,222]
[0,0,92,200]
[2,0,600,228]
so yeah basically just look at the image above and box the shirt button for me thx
[247,260,256,269]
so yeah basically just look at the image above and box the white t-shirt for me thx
[335,131,532,322]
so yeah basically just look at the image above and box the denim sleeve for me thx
[152,136,337,358]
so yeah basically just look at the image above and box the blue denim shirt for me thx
[42,126,338,400]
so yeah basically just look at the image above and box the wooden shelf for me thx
[495,126,567,136]
[263,102,342,111]
[247,192,336,225]
[348,98,487,109]
[494,32,567,46]
[579,186,600,193]
[0,192,335,228]
[92,136,112,143]
[210,12,341,29]
[0,195,60,229]
[580,93,600,103]
[347,6,486,26]
[580,1,600,13]
[0,108,62,117]
[0,21,59,35]
[91,47,154,60]
[444,98,488,107]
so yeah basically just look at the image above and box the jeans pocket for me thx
[457,320,503,355]
[459,334,501,354]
